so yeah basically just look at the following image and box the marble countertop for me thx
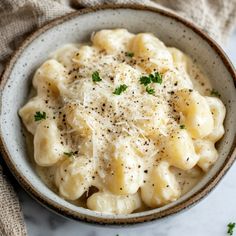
[1,30,236,236]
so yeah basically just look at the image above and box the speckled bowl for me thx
[0,5,236,225]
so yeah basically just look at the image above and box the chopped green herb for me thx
[140,76,152,86]
[180,124,185,129]
[92,71,102,82]
[34,111,46,121]
[210,89,221,97]
[151,72,162,84]
[139,72,162,86]
[227,222,236,235]
[113,84,128,95]
[64,152,74,157]
[146,87,155,95]
[64,151,79,157]
[125,52,134,57]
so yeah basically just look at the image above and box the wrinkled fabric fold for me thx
[0,166,27,236]
[0,0,235,235]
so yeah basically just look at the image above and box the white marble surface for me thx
[1,30,236,236]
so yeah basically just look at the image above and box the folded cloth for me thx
[0,166,27,236]
[0,0,235,235]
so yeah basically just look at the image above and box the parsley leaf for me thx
[146,87,155,95]
[64,151,78,157]
[180,124,185,129]
[140,76,152,86]
[113,84,128,95]
[125,52,134,57]
[210,89,221,98]
[151,72,162,84]
[227,222,236,235]
[139,72,162,86]
[64,152,74,157]
[34,111,46,121]
[92,71,102,82]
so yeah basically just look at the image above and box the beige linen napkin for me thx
[0,166,27,236]
[0,0,236,235]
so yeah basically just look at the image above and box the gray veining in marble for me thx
[1,30,235,236]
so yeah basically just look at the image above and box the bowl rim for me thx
[0,4,236,225]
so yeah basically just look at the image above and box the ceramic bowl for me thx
[0,5,236,224]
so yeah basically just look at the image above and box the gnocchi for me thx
[19,97,49,135]
[105,137,143,195]
[194,139,218,172]
[164,129,199,170]
[55,156,94,200]
[87,192,141,214]
[34,119,64,166]
[33,59,67,96]
[141,161,181,207]
[173,89,214,139]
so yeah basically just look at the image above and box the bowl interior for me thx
[0,6,236,223]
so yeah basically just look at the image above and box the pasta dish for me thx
[19,29,226,214]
